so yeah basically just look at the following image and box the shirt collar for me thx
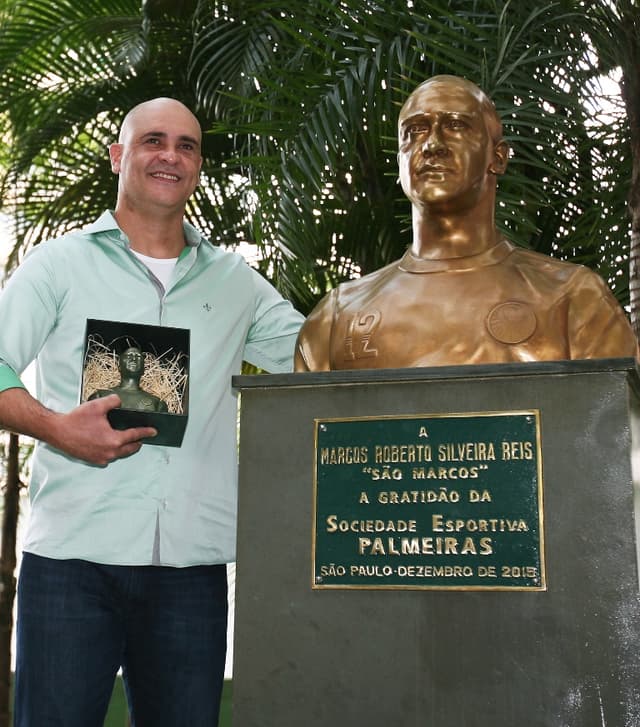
[83,210,204,249]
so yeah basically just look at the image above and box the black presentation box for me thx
[81,319,190,447]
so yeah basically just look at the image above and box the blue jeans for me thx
[14,553,228,727]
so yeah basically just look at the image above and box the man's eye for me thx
[145,138,160,144]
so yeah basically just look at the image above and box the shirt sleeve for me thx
[242,268,305,373]
[0,243,60,392]
[0,364,25,391]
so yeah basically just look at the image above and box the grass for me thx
[104,678,233,726]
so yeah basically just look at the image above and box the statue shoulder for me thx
[303,259,401,324]
[294,289,337,371]
[508,246,636,358]
[507,246,592,284]
[294,260,403,372]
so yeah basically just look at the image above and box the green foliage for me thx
[0,0,224,267]
[191,0,632,311]
[0,0,635,313]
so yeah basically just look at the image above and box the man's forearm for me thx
[0,386,158,466]
[0,386,60,444]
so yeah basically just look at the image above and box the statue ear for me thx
[489,140,509,175]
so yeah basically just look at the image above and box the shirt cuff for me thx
[0,365,26,393]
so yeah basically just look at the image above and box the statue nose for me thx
[422,134,445,155]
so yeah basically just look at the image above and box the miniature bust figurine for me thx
[89,346,168,412]
[294,75,638,371]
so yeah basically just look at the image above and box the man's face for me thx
[109,99,202,215]
[120,347,144,376]
[397,80,500,211]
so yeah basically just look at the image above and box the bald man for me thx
[0,98,303,726]
[295,76,637,370]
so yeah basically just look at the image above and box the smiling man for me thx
[0,97,303,726]
[111,98,204,248]
[294,75,637,370]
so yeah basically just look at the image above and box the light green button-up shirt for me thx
[0,212,304,566]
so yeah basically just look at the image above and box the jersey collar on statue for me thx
[398,238,514,274]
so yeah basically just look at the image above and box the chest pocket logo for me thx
[486,301,537,344]
[344,310,381,361]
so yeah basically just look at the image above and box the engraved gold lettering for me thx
[477,566,497,577]
[319,564,346,577]
[432,514,528,533]
[437,442,496,462]
[374,444,432,463]
[349,565,393,577]
[469,489,492,502]
[425,565,474,578]
[327,516,418,534]
[501,441,534,460]
[321,446,368,465]
[501,565,538,578]
[357,535,494,556]
[377,487,468,504]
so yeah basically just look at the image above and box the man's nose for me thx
[158,147,178,163]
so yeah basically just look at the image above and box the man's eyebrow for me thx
[178,134,201,147]
[140,131,201,147]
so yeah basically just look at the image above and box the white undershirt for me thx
[131,249,178,290]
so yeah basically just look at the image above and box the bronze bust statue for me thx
[294,75,638,371]
[89,346,168,412]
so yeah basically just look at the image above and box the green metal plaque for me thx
[313,411,545,591]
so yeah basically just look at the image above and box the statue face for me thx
[397,80,498,211]
[120,347,144,376]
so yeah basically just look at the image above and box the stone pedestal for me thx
[232,359,640,727]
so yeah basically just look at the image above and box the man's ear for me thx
[489,140,509,175]
[109,143,123,174]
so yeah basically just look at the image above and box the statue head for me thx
[397,75,509,212]
[119,346,144,380]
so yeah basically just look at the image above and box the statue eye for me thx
[447,118,468,130]
[408,123,429,135]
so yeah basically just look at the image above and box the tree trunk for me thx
[0,434,21,726]
[625,69,640,337]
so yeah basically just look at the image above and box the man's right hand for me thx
[55,395,158,466]
[0,387,157,466]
